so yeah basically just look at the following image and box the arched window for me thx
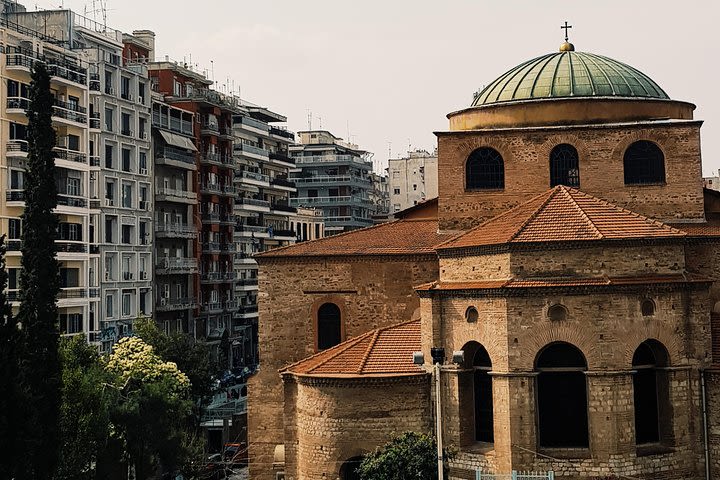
[632,340,670,445]
[339,456,363,480]
[549,144,580,187]
[473,345,494,443]
[465,306,479,323]
[641,299,655,317]
[466,147,504,190]
[317,303,341,350]
[547,304,568,322]
[624,140,665,185]
[535,342,589,448]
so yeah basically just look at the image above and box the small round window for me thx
[548,304,568,322]
[465,306,479,323]
[641,299,655,317]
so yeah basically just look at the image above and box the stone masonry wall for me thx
[436,123,704,231]
[248,255,439,480]
[286,375,432,480]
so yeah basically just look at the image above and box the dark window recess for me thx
[67,134,80,151]
[105,144,114,169]
[8,219,21,239]
[317,303,341,350]
[624,141,665,185]
[60,268,80,288]
[121,225,132,244]
[466,147,504,190]
[8,268,19,290]
[536,342,589,448]
[473,346,493,443]
[550,144,580,187]
[633,340,670,445]
[122,149,131,172]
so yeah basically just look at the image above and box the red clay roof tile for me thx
[438,186,685,250]
[281,320,423,377]
[256,219,450,258]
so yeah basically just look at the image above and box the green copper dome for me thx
[472,50,669,106]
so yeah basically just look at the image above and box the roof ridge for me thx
[357,329,381,374]
[507,187,561,242]
[257,218,406,258]
[279,329,374,374]
[571,188,685,235]
[561,187,604,239]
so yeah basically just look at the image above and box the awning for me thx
[158,130,198,152]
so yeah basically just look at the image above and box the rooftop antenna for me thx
[210,60,215,83]
[307,109,312,130]
[316,116,323,129]
[388,141,392,159]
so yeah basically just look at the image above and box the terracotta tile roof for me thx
[669,223,720,237]
[281,320,423,377]
[416,274,710,292]
[438,186,685,251]
[257,219,450,258]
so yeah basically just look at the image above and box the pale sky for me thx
[38,0,720,175]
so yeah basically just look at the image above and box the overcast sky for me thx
[39,0,720,175]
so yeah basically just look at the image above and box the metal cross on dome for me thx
[561,21,572,42]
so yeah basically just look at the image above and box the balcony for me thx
[324,215,374,227]
[152,113,194,136]
[272,229,296,239]
[89,156,100,167]
[200,302,224,314]
[291,175,370,187]
[199,183,222,195]
[155,187,196,204]
[236,197,270,210]
[234,143,268,160]
[235,304,258,316]
[201,213,221,224]
[156,257,198,275]
[6,96,29,112]
[6,52,34,70]
[155,222,197,239]
[6,190,25,202]
[200,122,220,136]
[224,299,240,311]
[155,147,196,170]
[200,152,234,168]
[269,126,295,141]
[237,115,269,132]
[236,278,258,288]
[7,140,29,157]
[200,271,236,284]
[54,147,87,164]
[269,151,295,166]
[270,202,297,214]
[47,61,87,86]
[170,87,241,113]
[202,242,221,254]
[270,177,295,189]
[234,223,268,236]
[293,154,372,168]
[156,297,197,312]
[222,184,238,196]
[54,98,87,114]
[290,196,371,207]
[58,288,87,299]
[89,73,100,92]
[56,241,87,253]
[220,214,236,225]
[52,105,87,125]
[57,194,87,208]
[89,112,101,130]
[236,170,270,186]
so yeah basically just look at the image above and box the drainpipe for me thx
[701,368,710,480]
[435,361,444,480]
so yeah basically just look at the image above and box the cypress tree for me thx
[16,60,61,479]
[0,234,22,479]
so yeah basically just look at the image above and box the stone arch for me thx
[456,138,513,178]
[632,339,674,446]
[621,323,682,367]
[339,455,364,480]
[612,129,669,177]
[465,147,505,190]
[712,300,720,314]
[518,323,600,370]
[310,295,347,352]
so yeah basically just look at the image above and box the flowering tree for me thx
[104,337,199,479]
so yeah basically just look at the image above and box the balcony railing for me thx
[152,113,194,136]
[238,116,268,132]
[156,257,198,274]
[234,143,268,158]
[202,242,221,253]
[200,302,224,313]
[201,152,234,167]
[89,73,100,91]
[6,190,24,201]
[57,194,87,208]
[224,299,240,311]
[47,62,87,85]
[269,151,295,165]
[293,154,371,167]
[200,183,222,194]
[236,304,258,315]
[273,229,296,238]
[7,139,28,154]
[236,170,270,183]
[200,122,220,134]
[269,126,295,140]
[6,96,29,110]
[56,242,87,253]
[54,98,86,114]
[90,112,101,129]
[270,203,297,213]
[156,147,196,165]
[237,278,258,287]
[235,223,267,234]
[201,213,221,223]
[236,198,270,208]
[270,177,295,188]
[52,106,87,124]
[290,195,371,206]
[156,187,196,200]
[291,175,368,185]
[155,223,196,237]
[54,147,87,163]
[157,297,197,311]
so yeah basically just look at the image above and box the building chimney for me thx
[132,29,155,62]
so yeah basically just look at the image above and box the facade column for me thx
[585,371,635,461]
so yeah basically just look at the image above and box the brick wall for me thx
[248,255,439,480]
[436,123,704,231]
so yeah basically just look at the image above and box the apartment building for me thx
[291,207,325,242]
[147,50,242,362]
[387,148,438,212]
[0,9,98,341]
[234,106,296,367]
[289,130,375,235]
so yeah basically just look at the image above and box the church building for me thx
[248,37,720,480]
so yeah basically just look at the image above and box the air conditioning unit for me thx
[104,271,111,281]
[128,94,134,102]
[105,198,114,207]
[140,271,148,280]
[140,168,148,175]
[141,132,148,140]
[108,87,115,95]
[160,298,167,306]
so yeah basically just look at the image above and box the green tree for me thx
[16,60,61,480]
[0,235,23,479]
[56,336,115,480]
[357,431,452,480]
[105,336,198,478]
[134,316,214,402]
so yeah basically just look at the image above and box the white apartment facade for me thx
[387,148,438,212]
